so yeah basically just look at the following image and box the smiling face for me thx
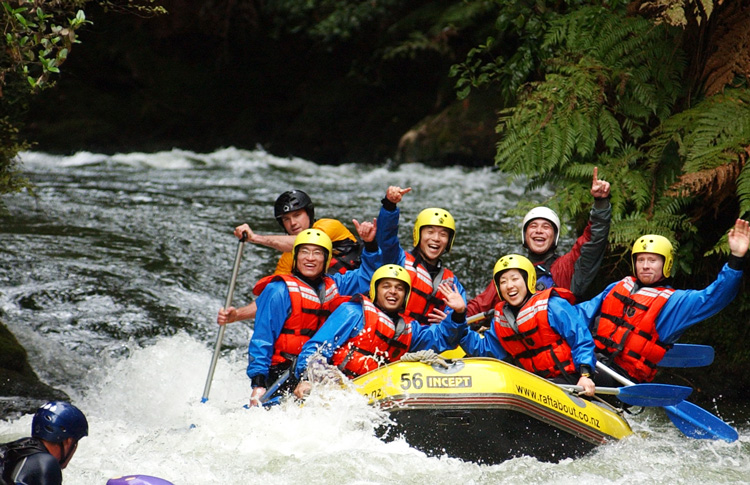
[497,269,529,307]
[294,243,326,278]
[281,208,312,235]
[417,225,451,264]
[375,278,408,312]
[524,218,557,255]
[634,252,665,285]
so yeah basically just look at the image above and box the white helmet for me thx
[521,207,560,248]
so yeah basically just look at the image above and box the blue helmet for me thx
[32,401,89,443]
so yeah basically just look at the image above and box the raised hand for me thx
[386,186,412,205]
[353,218,377,242]
[439,281,466,314]
[590,167,610,199]
[728,218,750,258]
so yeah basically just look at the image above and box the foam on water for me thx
[3,148,750,484]
[3,332,749,485]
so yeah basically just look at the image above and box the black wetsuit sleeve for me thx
[11,452,62,485]
[569,198,611,298]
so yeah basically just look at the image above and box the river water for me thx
[0,148,748,484]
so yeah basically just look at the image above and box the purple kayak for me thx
[107,475,174,485]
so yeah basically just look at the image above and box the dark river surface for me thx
[0,148,748,484]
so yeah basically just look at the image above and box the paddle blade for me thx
[617,383,692,407]
[665,401,738,442]
[660,344,715,368]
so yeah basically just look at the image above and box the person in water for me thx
[460,254,597,396]
[375,186,467,326]
[292,264,468,398]
[467,168,611,319]
[0,401,88,485]
[575,219,749,385]
[246,223,382,407]
[218,189,362,324]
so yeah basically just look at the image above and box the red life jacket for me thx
[328,239,363,275]
[493,288,577,378]
[403,252,456,325]
[332,296,413,378]
[254,274,343,366]
[593,276,674,382]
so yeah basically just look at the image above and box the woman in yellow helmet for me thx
[292,264,467,398]
[375,186,467,326]
[460,254,597,395]
[576,219,750,384]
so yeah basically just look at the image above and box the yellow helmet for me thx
[369,264,412,308]
[631,234,674,279]
[293,229,333,270]
[412,208,456,253]
[493,254,537,298]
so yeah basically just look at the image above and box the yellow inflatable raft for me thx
[353,357,633,463]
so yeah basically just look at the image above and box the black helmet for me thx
[273,190,314,233]
[32,401,89,443]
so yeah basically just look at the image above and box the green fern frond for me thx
[736,158,750,219]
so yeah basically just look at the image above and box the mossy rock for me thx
[0,320,69,418]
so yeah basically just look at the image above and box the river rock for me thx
[0,320,69,418]
[395,92,500,167]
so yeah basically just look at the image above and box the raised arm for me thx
[567,167,612,297]
[376,186,411,265]
[234,223,296,252]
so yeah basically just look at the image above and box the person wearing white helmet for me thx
[292,264,468,399]
[467,168,611,318]
[576,219,749,385]
[0,401,88,485]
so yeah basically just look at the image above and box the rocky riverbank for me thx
[0,320,69,418]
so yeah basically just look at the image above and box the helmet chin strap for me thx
[55,439,76,466]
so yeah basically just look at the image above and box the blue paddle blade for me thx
[665,400,739,442]
[617,383,692,407]
[660,344,715,368]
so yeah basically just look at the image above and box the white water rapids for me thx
[0,148,748,484]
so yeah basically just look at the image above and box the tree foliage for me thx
[454,1,750,271]
[0,0,164,210]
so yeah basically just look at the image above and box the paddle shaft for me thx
[467,309,494,326]
[596,361,635,386]
[259,368,291,404]
[559,384,627,396]
[201,235,247,402]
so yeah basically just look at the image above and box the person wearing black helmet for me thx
[0,401,88,485]
[218,189,364,325]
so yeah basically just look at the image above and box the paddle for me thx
[467,309,494,330]
[596,361,738,442]
[201,233,247,403]
[659,344,714,368]
[558,383,692,407]
[259,368,292,405]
